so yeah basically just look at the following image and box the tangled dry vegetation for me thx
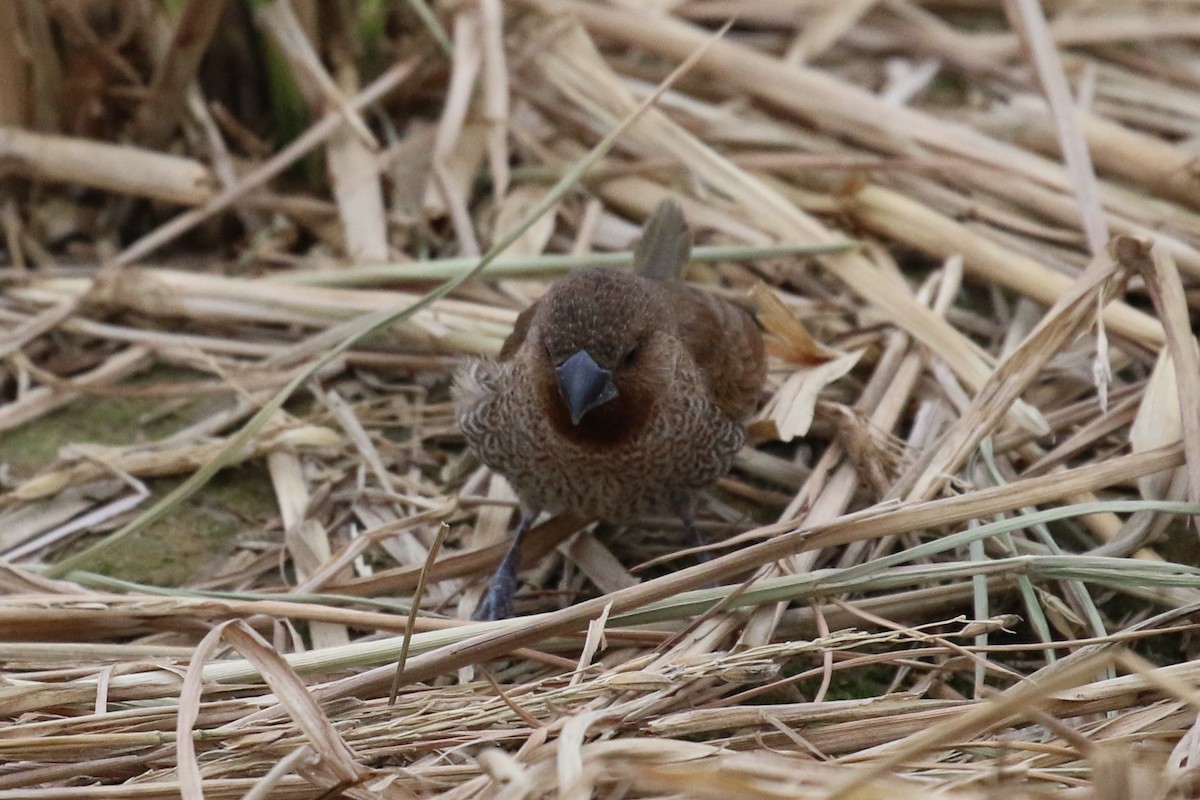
[3,0,1200,798]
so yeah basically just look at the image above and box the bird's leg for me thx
[679,508,720,589]
[679,510,712,564]
[472,510,537,621]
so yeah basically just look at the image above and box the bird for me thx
[454,199,767,620]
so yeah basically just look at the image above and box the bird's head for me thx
[534,269,670,437]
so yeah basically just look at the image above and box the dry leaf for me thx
[758,349,863,442]
[1131,348,1183,500]
[750,282,840,364]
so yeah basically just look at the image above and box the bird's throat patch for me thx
[543,374,652,447]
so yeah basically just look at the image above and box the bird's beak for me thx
[555,349,619,425]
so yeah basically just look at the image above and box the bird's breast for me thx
[458,359,744,521]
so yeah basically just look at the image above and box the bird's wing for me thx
[664,284,766,421]
[633,200,692,282]
[499,301,539,361]
[635,199,764,419]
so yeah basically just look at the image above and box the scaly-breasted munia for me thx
[455,200,766,619]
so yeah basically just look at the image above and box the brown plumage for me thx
[455,200,766,619]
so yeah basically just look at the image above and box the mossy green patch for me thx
[1,393,185,478]
[791,660,895,702]
[1,368,281,586]
[0,366,222,477]
[78,466,277,586]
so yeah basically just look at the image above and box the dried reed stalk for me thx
[0,2,1198,798]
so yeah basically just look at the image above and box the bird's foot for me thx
[471,550,521,621]
[471,582,515,621]
[470,511,535,621]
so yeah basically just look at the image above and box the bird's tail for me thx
[633,199,692,282]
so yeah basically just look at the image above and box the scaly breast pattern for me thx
[456,358,745,522]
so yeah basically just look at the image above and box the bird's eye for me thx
[621,346,640,368]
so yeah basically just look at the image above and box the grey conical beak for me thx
[556,349,619,425]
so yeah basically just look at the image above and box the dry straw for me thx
[1,2,1199,798]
